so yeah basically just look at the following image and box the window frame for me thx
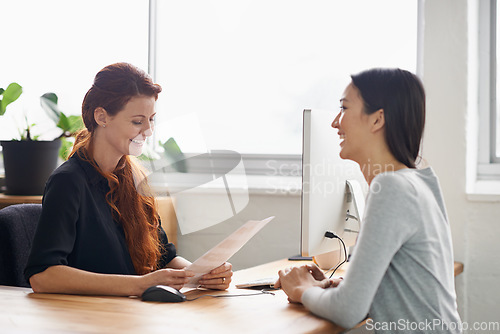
[478,0,500,180]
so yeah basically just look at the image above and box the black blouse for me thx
[24,153,177,282]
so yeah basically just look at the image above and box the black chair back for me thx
[0,204,42,287]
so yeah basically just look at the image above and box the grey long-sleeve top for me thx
[302,167,462,333]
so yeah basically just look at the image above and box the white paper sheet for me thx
[184,216,275,288]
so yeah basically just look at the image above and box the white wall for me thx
[420,0,469,324]
[421,0,500,331]
[176,189,302,271]
[176,0,500,332]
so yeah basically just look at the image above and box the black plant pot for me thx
[0,140,61,195]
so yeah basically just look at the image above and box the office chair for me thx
[0,203,42,287]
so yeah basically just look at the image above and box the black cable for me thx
[186,289,275,301]
[324,231,348,279]
[329,237,347,278]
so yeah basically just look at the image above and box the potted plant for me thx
[0,83,83,195]
[39,92,85,160]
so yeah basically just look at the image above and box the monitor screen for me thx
[301,109,367,259]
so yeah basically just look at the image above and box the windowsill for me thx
[149,173,302,197]
[245,175,302,196]
[467,180,500,202]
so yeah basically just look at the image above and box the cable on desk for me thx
[323,231,348,279]
[186,289,275,301]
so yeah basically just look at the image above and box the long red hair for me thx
[70,63,163,275]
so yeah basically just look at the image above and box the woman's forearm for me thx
[29,265,144,296]
[166,256,192,269]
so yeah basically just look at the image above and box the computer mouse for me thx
[141,285,187,303]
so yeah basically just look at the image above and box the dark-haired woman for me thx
[276,68,462,333]
[25,63,232,296]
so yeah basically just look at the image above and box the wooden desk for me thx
[0,259,342,334]
[0,259,464,334]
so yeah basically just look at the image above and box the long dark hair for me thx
[351,68,425,168]
[70,62,163,274]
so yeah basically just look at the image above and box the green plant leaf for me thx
[42,92,58,105]
[65,115,84,134]
[0,82,23,116]
[56,112,84,134]
[40,92,61,123]
[0,88,4,94]
[160,137,187,173]
[59,137,74,160]
[56,112,70,131]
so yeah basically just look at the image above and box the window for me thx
[0,0,149,141]
[152,0,418,157]
[478,0,500,180]
[1,1,419,179]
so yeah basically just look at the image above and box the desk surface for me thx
[0,259,464,334]
[0,259,343,334]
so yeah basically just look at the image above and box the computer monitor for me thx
[301,109,367,268]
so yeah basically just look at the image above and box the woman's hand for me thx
[305,264,330,286]
[198,262,233,290]
[275,264,333,304]
[141,268,195,293]
[305,263,344,287]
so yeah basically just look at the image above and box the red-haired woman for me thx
[25,63,232,296]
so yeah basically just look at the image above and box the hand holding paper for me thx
[185,216,275,288]
[197,262,233,290]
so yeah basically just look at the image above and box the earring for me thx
[102,124,106,128]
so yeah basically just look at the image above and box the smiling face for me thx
[331,83,374,164]
[100,95,156,158]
